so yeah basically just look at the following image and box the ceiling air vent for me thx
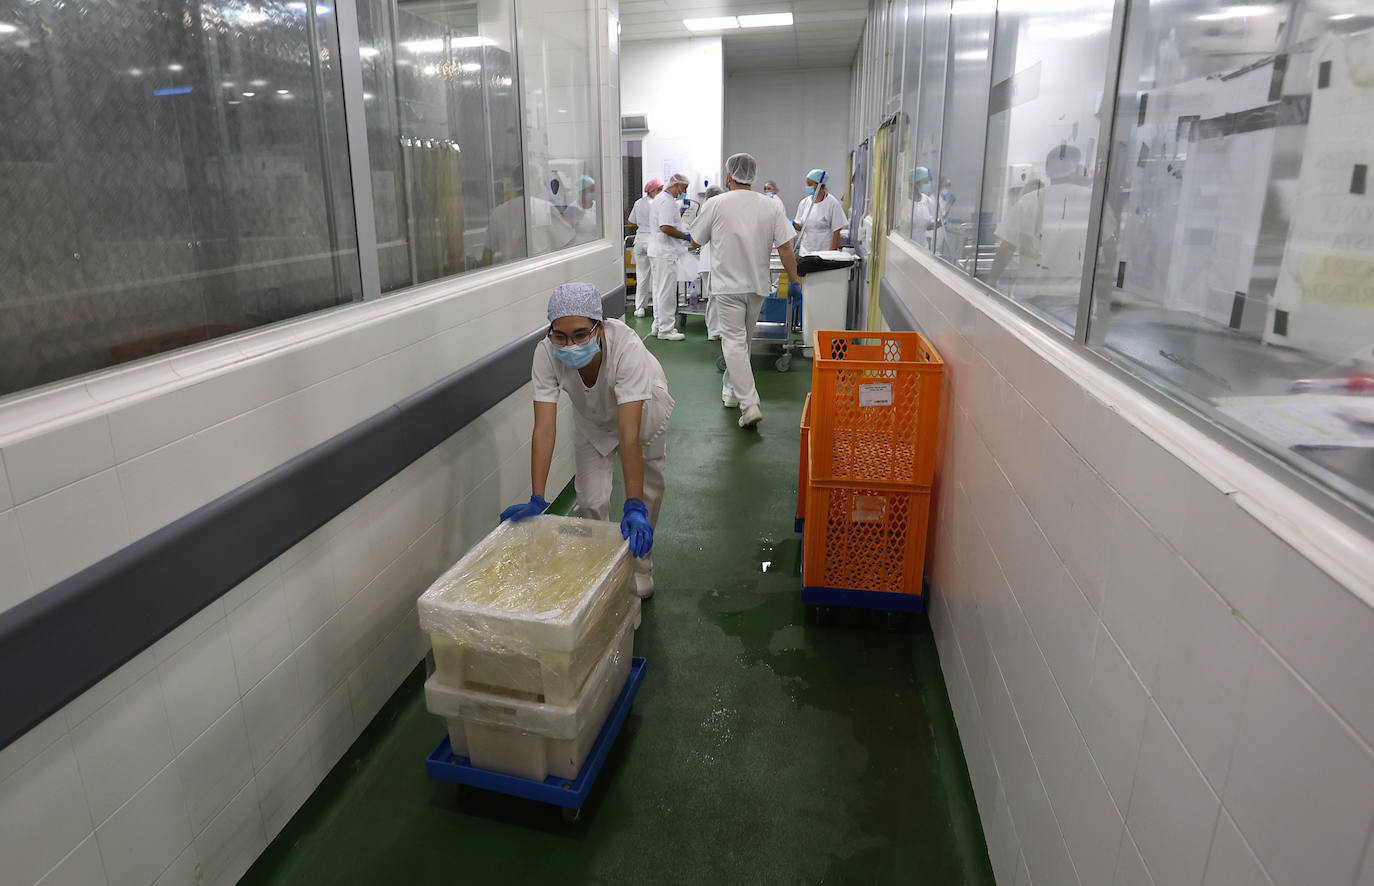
[621,113,649,133]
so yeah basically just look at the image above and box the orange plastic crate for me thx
[797,394,812,530]
[809,330,944,487]
[801,479,931,597]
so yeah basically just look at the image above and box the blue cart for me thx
[714,288,803,374]
[425,657,646,822]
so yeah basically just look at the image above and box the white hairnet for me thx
[667,172,690,187]
[725,152,757,185]
[704,185,725,200]
[547,282,603,323]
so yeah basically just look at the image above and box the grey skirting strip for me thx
[0,285,625,750]
[879,277,920,333]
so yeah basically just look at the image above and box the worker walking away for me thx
[792,168,846,254]
[698,184,726,341]
[627,178,663,318]
[499,283,674,599]
[648,172,693,341]
[689,152,802,430]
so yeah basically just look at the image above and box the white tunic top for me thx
[532,318,675,457]
[993,181,1095,296]
[647,191,688,260]
[628,195,653,245]
[793,192,847,254]
[691,189,795,296]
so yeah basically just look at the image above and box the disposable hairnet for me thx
[724,152,758,185]
[547,282,603,323]
[1045,144,1081,179]
[644,178,663,193]
[704,185,725,200]
[577,175,596,191]
[806,168,827,186]
[668,172,690,187]
[763,180,778,191]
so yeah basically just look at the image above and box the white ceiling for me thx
[619,0,868,71]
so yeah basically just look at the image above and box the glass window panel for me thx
[933,2,993,271]
[885,0,908,114]
[893,0,926,242]
[516,0,602,256]
[1092,0,1374,511]
[974,0,1116,333]
[912,0,950,252]
[0,0,360,398]
[358,0,526,288]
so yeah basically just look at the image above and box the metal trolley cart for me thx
[674,270,708,331]
[425,657,647,822]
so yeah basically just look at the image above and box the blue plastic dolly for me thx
[713,288,803,373]
[802,586,925,631]
[425,656,646,822]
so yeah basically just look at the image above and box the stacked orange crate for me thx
[796,394,811,533]
[802,330,943,607]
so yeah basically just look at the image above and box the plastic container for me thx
[802,479,932,597]
[424,609,637,782]
[760,294,788,323]
[418,515,635,705]
[796,394,812,531]
[809,330,943,486]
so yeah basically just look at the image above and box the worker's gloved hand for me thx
[788,281,803,302]
[499,493,549,523]
[620,498,654,558]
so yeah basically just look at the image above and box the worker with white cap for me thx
[793,168,846,254]
[627,178,663,317]
[647,172,693,341]
[499,282,674,599]
[689,152,802,429]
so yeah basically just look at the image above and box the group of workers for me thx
[500,152,837,603]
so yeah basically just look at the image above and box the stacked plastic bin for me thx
[801,330,944,607]
[417,515,638,781]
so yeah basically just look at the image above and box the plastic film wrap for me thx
[417,515,634,702]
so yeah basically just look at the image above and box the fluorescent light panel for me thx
[683,16,739,31]
[738,13,792,27]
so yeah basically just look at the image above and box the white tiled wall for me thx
[887,236,1374,886]
[0,240,618,883]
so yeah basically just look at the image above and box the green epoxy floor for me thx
[241,311,993,885]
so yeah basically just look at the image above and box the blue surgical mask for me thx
[554,338,600,369]
[940,188,954,203]
[806,185,816,196]
[919,183,932,196]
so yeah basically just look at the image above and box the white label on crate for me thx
[859,383,894,407]
[852,495,887,522]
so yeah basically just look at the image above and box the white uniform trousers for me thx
[633,239,652,312]
[572,434,667,594]
[649,256,679,337]
[715,292,765,410]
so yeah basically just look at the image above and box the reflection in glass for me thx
[357,0,526,288]
[937,0,994,269]
[886,0,908,115]
[0,0,360,396]
[893,0,925,243]
[1092,0,1374,507]
[975,0,1115,333]
[912,0,950,251]
[516,0,602,256]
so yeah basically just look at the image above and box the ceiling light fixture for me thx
[683,16,739,31]
[1195,5,1275,22]
[738,13,792,28]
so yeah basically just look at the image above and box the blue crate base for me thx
[425,657,646,810]
[802,585,925,614]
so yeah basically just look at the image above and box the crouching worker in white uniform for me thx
[499,282,674,599]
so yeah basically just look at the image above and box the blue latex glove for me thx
[499,493,549,523]
[621,498,654,558]
[788,281,803,302]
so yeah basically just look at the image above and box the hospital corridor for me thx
[2,0,1374,885]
